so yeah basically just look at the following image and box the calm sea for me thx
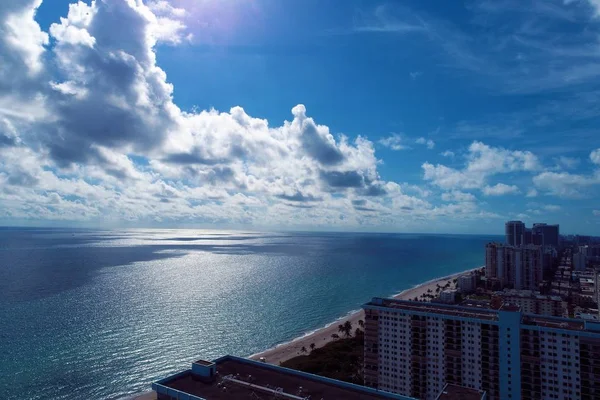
[0,228,500,400]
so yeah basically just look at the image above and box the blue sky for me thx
[1,0,600,234]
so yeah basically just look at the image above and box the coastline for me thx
[248,266,482,365]
[131,266,482,399]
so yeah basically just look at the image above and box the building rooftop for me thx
[435,384,486,400]
[365,298,499,321]
[522,315,586,331]
[154,356,412,400]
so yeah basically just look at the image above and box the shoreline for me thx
[248,266,482,365]
[131,266,482,399]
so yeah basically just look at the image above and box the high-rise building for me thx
[505,221,525,246]
[363,297,600,400]
[574,250,588,271]
[485,243,544,290]
[532,223,560,248]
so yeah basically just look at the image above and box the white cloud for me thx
[0,1,530,230]
[543,204,561,212]
[533,171,600,198]
[554,156,580,170]
[482,183,520,196]
[422,163,484,190]
[423,141,539,192]
[409,71,422,80]
[594,210,600,216]
[526,188,538,197]
[591,148,600,165]
[441,191,477,203]
[440,150,455,158]
[1,0,480,229]
[416,137,435,149]
[1,0,49,77]
[379,134,407,151]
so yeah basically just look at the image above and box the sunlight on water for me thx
[0,228,498,399]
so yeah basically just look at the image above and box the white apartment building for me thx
[364,297,600,400]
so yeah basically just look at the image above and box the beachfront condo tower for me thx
[363,297,600,400]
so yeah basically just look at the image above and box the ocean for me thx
[0,228,500,400]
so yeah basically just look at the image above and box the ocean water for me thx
[0,228,500,400]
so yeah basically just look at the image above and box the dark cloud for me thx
[295,107,345,166]
[363,183,387,196]
[285,203,315,209]
[355,206,377,212]
[276,192,321,202]
[352,199,366,206]
[163,152,227,165]
[0,133,16,147]
[7,170,39,187]
[320,170,364,188]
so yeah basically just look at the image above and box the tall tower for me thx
[505,221,525,246]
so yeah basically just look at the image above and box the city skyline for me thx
[1,1,600,234]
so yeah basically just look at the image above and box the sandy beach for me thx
[249,267,481,366]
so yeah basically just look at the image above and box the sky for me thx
[1,0,600,235]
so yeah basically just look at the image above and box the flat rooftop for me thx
[157,357,409,400]
[522,315,586,332]
[436,384,485,400]
[365,298,498,321]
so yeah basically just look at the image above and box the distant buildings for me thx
[505,220,526,247]
[364,297,600,400]
[504,220,560,248]
[574,251,588,271]
[485,243,545,290]
[457,273,477,293]
[439,288,458,304]
[532,223,560,248]
[575,245,600,271]
[491,289,567,317]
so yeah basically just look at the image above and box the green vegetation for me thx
[281,321,364,384]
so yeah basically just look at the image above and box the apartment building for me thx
[364,297,600,400]
[491,289,567,317]
[485,243,545,290]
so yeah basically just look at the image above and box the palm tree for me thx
[343,320,353,337]
[310,343,315,351]
[331,333,340,340]
[355,328,363,337]
[301,346,307,353]
[358,319,364,328]
[338,324,345,335]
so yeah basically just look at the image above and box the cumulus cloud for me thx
[526,188,538,197]
[0,1,532,230]
[594,210,600,216]
[440,150,455,158]
[591,148,600,165]
[441,191,477,203]
[482,183,520,196]
[552,156,580,171]
[423,141,539,194]
[379,134,406,151]
[533,171,600,198]
[3,0,485,229]
[416,137,435,149]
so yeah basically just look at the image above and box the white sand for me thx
[249,267,481,365]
